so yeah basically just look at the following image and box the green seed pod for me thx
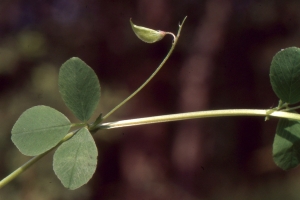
[130,19,166,43]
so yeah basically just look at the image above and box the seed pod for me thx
[130,19,166,43]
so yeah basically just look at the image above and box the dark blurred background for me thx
[1,0,300,199]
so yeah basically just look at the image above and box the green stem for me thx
[102,16,187,121]
[0,17,189,189]
[0,130,78,189]
[96,109,300,130]
[71,122,86,128]
[283,104,300,112]
[2,108,300,188]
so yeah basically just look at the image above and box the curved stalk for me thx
[102,16,187,121]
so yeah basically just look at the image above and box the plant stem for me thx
[102,16,187,121]
[283,104,300,112]
[0,130,77,189]
[2,108,300,188]
[71,122,86,128]
[0,17,189,189]
[96,109,300,130]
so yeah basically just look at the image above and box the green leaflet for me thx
[130,19,166,43]
[11,106,71,156]
[270,47,300,104]
[58,57,101,122]
[273,117,300,170]
[53,127,98,190]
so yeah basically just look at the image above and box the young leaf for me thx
[53,127,98,190]
[58,57,101,122]
[270,47,300,104]
[130,19,166,43]
[273,118,300,170]
[11,106,71,156]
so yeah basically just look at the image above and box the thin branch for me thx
[0,130,77,189]
[101,16,187,121]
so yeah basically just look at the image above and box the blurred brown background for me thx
[1,0,300,199]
